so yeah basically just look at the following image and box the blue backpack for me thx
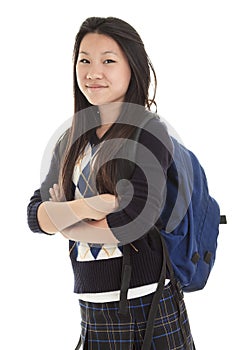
[159,136,226,292]
[118,113,226,349]
[119,113,226,294]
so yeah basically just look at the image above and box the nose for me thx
[86,71,103,79]
[86,64,103,80]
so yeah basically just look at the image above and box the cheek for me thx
[76,67,85,88]
[76,76,82,89]
[121,66,131,91]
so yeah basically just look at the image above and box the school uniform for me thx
[28,116,194,349]
[78,282,193,349]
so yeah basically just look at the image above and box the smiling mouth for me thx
[86,85,107,89]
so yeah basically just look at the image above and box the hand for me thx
[83,194,118,221]
[49,184,66,202]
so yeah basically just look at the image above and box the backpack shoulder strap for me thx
[119,245,132,315]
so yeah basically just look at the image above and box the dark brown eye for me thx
[79,59,90,64]
[104,59,116,64]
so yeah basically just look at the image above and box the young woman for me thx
[27,17,195,349]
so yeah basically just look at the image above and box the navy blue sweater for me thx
[27,117,173,293]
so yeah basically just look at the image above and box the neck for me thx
[95,123,113,139]
[98,102,123,126]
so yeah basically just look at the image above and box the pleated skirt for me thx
[78,283,195,349]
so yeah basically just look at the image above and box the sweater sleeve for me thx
[106,118,174,245]
[27,130,69,233]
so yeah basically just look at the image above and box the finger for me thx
[53,183,65,201]
[53,184,60,201]
[49,187,58,201]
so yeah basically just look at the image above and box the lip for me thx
[86,84,108,89]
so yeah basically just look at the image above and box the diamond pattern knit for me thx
[72,143,122,262]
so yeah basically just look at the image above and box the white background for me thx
[0,0,231,349]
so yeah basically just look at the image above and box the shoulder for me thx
[138,114,174,161]
[53,128,71,159]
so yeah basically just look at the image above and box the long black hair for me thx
[60,17,157,199]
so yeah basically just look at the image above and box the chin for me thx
[87,98,111,106]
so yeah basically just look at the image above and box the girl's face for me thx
[76,33,131,106]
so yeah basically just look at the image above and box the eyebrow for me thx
[79,50,118,56]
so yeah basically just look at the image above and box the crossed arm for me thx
[37,184,120,244]
[30,118,173,246]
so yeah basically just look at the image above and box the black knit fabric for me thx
[27,117,173,294]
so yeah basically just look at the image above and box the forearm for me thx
[62,218,120,244]
[37,194,117,234]
[37,200,83,234]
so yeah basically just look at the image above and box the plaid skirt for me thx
[77,283,194,350]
